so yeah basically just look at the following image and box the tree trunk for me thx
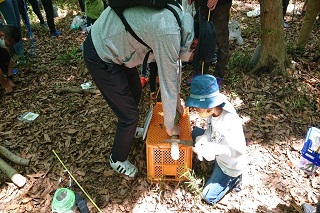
[251,0,287,75]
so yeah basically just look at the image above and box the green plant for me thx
[58,46,82,64]
[180,167,204,203]
[229,50,253,71]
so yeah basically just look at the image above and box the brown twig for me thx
[0,145,30,166]
[55,87,100,95]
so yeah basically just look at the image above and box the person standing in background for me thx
[200,0,232,87]
[296,0,320,61]
[282,0,290,28]
[38,0,61,37]
[16,0,47,28]
[84,0,105,26]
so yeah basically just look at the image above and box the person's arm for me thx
[152,33,181,132]
[7,57,13,76]
[0,67,13,94]
[6,58,15,87]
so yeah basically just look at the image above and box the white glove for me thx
[194,141,232,161]
[171,142,179,160]
[192,135,208,161]
[193,134,233,161]
[199,141,217,161]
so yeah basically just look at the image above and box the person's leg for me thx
[17,0,27,25]
[40,0,58,34]
[83,32,141,162]
[0,0,25,54]
[202,161,241,205]
[28,0,45,24]
[302,0,308,14]
[282,0,290,28]
[282,0,289,17]
[297,0,320,49]
[78,0,85,12]
[210,2,231,78]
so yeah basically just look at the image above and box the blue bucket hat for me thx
[186,74,236,113]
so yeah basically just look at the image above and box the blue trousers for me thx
[192,127,241,205]
[83,32,142,162]
[0,0,25,55]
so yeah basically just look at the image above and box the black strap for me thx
[75,193,90,213]
[142,49,153,75]
[112,3,182,50]
[112,2,182,75]
[165,5,181,28]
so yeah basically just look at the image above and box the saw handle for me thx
[170,110,181,160]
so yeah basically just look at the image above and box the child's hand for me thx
[192,135,208,161]
[193,136,219,161]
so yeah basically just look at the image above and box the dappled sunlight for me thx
[0,0,319,212]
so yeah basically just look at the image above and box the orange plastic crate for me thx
[146,102,193,181]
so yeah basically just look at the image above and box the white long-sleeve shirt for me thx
[90,5,194,129]
[203,110,247,177]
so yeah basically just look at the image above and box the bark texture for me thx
[251,0,287,74]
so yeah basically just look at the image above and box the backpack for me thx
[192,7,216,74]
[108,0,182,72]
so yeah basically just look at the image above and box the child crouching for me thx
[186,74,246,205]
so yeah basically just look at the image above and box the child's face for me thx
[0,34,15,48]
[196,106,222,118]
[196,108,213,118]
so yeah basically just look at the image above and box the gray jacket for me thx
[91,5,194,129]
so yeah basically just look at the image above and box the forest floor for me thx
[0,0,319,212]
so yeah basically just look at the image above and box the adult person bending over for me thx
[83,4,194,178]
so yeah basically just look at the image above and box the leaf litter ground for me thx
[0,1,319,212]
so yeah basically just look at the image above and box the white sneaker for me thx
[109,155,138,178]
[134,127,144,139]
